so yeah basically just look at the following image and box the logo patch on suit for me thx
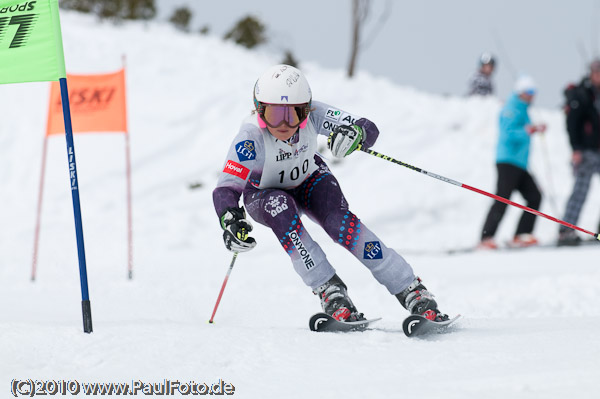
[275,148,292,162]
[223,160,250,180]
[235,140,256,162]
[340,113,357,125]
[363,241,382,260]
[289,230,314,270]
[325,108,342,121]
[264,195,289,217]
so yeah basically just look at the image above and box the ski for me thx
[449,241,583,254]
[559,238,600,247]
[402,314,461,337]
[309,312,381,332]
[404,239,599,256]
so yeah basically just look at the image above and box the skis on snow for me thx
[309,312,381,332]
[309,312,461,337]
[403,238,599,256]
[402,314,461,337]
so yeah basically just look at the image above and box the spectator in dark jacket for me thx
[467,52,496,96]
[559,59,600,245]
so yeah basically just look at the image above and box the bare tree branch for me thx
[348,0,368,77]
[347,0,392,78]
[360,0,391,51]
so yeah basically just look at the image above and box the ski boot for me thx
[557,230,581,247]
[313,274,364,322]
[396,276,449,322]
[477,237,498,250]
[511,233,539,248]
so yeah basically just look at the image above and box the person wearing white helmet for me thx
[479,75,546,249]
[467,52,496,96]
[213,64,448,323]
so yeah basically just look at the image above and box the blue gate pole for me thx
[59,77,93,333]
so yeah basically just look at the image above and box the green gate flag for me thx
[0,0,66,84]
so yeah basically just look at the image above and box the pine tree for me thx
[169,7,192,32]
[223,16,266,49]
[59,0,156,21]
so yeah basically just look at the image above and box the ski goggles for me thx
[255,102,311,129]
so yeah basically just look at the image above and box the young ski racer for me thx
[213,65,448,324]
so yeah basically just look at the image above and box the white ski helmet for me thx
[253,64,312,129]
[514,75,536,95]
[479,52,496,67]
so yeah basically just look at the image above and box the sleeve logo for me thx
[340,113,357,125]
[363,241,383,260]
[321,113,358,133]
[223,160,250,180]
[325,108,342,121]
[235,140,256,162]
[321,120,339,133]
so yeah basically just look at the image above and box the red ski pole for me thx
[209,252,239,323]
[359,146,600,240]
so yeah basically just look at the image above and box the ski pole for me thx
[358,145,600,240]
[538,134,559,215]
[209,252,239,323]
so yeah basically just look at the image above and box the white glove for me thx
[328,125,364,158]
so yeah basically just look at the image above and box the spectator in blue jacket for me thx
[479,76,546,249]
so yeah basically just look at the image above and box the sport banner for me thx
[0,0,66,83]
[47,69,128,135]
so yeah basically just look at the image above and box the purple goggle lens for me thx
[260,103,310,128]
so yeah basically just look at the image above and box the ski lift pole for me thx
[358,145,600,240]
[209,252,239,324]
[491,28,518,79]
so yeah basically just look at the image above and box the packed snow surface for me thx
[1,11,599,399]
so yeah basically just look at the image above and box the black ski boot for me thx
[557,229,581,247]
[313,274,364,322]
[396,276,448,322]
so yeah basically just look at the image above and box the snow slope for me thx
[1,11,599,399]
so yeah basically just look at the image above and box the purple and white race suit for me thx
[213,101,415,294]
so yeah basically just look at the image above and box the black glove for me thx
[220,206,257,252]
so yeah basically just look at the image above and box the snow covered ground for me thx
[1,11,599,399]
